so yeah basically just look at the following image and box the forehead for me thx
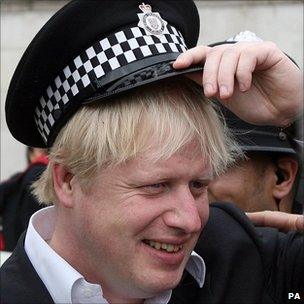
[108,140,213,181]
[222,156,264,179]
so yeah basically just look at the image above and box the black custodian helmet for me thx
[219,104,302,157]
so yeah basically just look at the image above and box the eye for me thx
[190,180,209,195]
[143,183,167,194]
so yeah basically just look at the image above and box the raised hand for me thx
[173,42,303,127]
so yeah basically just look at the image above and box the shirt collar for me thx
[25,206,83,303]
[25,206,205,303]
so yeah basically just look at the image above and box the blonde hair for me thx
[33,77,241,205]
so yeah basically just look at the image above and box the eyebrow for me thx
[133,170,214,184]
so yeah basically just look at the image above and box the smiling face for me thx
[68,140,211,301]
[44,78,235,303]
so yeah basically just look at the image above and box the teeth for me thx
[167,244,174,252]
[155,242,161,250]
[145,240,183,253]
[173,245,180,252]
[161,243,167,250]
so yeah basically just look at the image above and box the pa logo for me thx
[288,292,301,300]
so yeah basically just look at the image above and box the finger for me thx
[235,42,284,91]
[235,50,257,92]
[202,47,224,97]
[295,216,304,232]
[246,211,303,232]
[252,41,283,70]
[217,46,241,99]
[246,211,271,227]
[173,46,211,69]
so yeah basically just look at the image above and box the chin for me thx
[144,269,184,294]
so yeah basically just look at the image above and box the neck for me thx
[49,211,154,304]
[48,214,98,283]
[50,223,147,304]
[278,196,294,213]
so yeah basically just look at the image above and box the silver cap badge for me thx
[137,3,169,36]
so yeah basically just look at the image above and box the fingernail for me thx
[204,83,214,96]
[174,56,184,65]
[296,216,304,232]
[220,85,229,97]
[239,83,246,92]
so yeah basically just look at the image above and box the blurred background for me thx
[1,0,303,180]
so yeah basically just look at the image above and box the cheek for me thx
[73,194,120,247]
[123,195,169,223]
[198,197,209,229]
[209,173,243,200]
[88,194,167,242]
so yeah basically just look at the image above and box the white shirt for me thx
[25,206,205,304]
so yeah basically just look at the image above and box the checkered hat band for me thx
[34,24,187,144]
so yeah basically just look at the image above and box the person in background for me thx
[205,36,303,214]
[26,147,48,164]
[0,147,48,251]
[176,35,304,304]
[208,104,303,214]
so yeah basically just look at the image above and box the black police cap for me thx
[5,0,200,148]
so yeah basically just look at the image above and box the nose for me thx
[163,187,206,234]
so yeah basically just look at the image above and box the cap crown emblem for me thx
[138,2,168,36]
[226,30,263,42]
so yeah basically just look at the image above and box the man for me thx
[181,37,304,304]
[0,147,48,251]
[185,34,304,300]
[1,1,303,303]
[208,104,303,213]
[205,36,303,214]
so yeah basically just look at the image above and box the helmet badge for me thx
[138,3,168,36]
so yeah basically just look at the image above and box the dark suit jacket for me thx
[170,203,304,304]
[1,203,303,304]
[0,231,53,303]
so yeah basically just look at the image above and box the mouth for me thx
[143,240,183,253]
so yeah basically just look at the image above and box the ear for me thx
[272,156,298,201]
[52,163,75,208]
